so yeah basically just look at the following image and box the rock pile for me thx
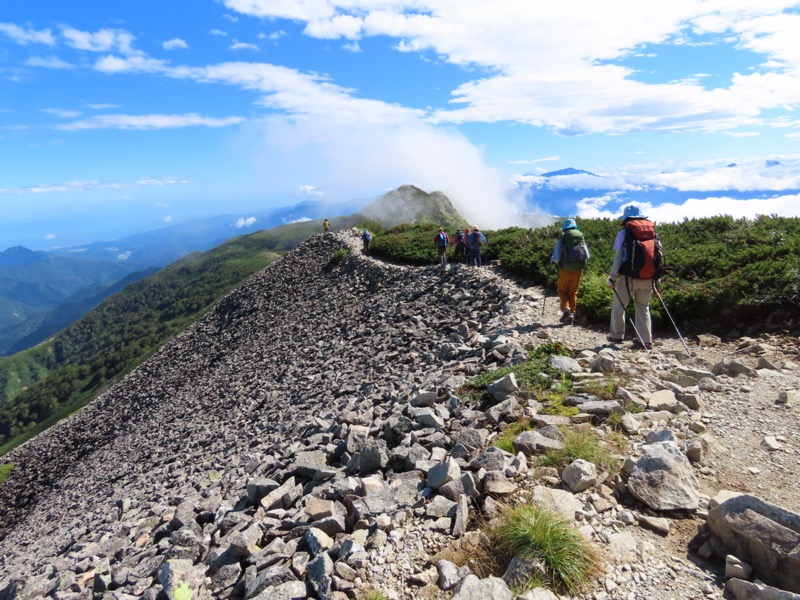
[0,231,798,600]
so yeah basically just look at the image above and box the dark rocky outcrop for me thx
[0,233,522,598]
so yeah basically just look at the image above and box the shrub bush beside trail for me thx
[369,215,800,331]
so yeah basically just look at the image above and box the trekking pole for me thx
[652,281,692,356]
[541,286,547,319]
[609,280,649,351]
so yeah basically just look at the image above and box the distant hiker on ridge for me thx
[550,218,590,325]
[434,227,450,266]
[323,219,330,234]
[607,205,665,349]
[452,229,466,264]
[361,228,372,254]
[468,227,487,267]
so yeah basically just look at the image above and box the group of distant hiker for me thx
[327,205,668,350]
[434,226,488,267]
[552,204,665,350]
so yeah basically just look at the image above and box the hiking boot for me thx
[566,311,575,325]
[632,339,653,350]
[606,335,624,344]
[559,309,572,323]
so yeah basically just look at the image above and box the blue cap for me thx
[561,218,577,230]
[618,205,646,220]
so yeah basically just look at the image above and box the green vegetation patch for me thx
[493,419,533,453]
[492,504,601,594]
[538,428,615,472]
[0,462,12,485]
[460,342,573,404]
[329,247,351,265]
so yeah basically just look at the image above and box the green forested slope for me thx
[0,229,287,453]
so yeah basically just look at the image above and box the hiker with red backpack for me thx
[434,227,450,265]
[550,218,590,325]
[606,205,665,349]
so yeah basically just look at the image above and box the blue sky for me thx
[2,1,800,249]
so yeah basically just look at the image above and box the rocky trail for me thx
[0,231,798,600]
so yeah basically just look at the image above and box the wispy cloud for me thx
[508,156,561,165]
[163,38,189,50]
[41,108,82,118]
[235,216,256,227]
[230,40,258,51]
[260,30,287,41]
[61,26,135,53]
[298,184,324,198]
[57,113,245,131]
[24,55,74,69]
[86,103,121,110]
[0,176,188,196]
[0,22,55,45]
[210,29,228,37]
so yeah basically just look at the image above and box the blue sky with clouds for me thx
[2,0,800,249]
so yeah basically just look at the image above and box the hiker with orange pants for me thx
[550,218,590,325]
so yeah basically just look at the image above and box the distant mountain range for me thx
[517,160,800,219]
[0,197,367,356]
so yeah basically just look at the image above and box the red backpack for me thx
[619,219,665,279]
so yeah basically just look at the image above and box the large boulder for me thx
[707,495,800,593]
[626,441,700,511]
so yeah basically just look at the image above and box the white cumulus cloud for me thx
[163,38,189,50]
[0,22,55,45]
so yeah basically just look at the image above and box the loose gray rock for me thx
[626,441,701,511]
[707,494,800,593]
[451,574,513,600]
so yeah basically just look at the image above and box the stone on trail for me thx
[451,574,513,600]
[707,494,800,594]
[512,430,565,455]
[647,389,681,413]
[561,458,597,493]
[487,373,519,396]
[546,354,582,374]
[726,577,800,600]
[626,441,701,511]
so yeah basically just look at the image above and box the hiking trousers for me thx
[610,275,653,344]
[557,268,583,313]
[437,246,447,265]
[470,248,481,266]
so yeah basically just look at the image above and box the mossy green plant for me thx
[0,462,13,485]
[492,504,601,593]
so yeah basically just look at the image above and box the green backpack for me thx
[560,229,588,270]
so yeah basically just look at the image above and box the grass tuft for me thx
[0,462,13,485]
[357,588,390,600]
[493,419,533,453]
[538,428,612,471]
[492,504,601,593]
